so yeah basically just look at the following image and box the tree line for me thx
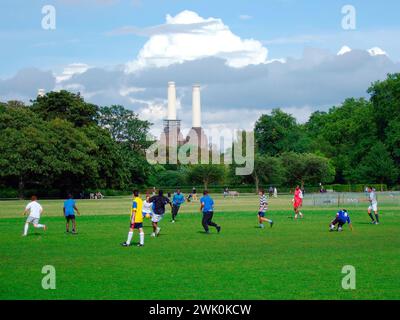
[0,74,399,197]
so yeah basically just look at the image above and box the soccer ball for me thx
[145,213,151,219]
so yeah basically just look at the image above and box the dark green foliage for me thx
[0,96,152,196]
[251,74,400,187]
[186,165,226,189]
[31,90,98,127]
[1,73,400,195]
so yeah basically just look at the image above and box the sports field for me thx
[1,194,399,300]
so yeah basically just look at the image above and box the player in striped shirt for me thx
[258,189,274,229]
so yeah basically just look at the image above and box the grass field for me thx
[1,194,399,300]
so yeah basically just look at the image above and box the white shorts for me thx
[143,210,152,216]
[152,214,164,223]
[26,216,39,225]
[369,203,378,212]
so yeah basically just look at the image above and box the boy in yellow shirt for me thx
[122,190,145,247]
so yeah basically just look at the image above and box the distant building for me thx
[37,89,46,97]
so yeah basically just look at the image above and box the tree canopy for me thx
[1,73,400,197]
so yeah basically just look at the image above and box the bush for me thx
[0,188,19,199]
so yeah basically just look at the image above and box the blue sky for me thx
[1,0,399,76]
[1,0,400,134]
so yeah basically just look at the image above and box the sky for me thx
[1,0,400,136]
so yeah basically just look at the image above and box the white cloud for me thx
[239,15,253,21]
[367,47,387,57]
[55,63,90,83]
[337,45,352,56]
[125,10,268,72]
[119,86,146,97]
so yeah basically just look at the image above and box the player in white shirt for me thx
[367,187,380,225]
[142,195,153,219]
[22,195,47,236]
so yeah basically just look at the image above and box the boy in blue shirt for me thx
[63,194,81,234]
[200,191,221,234]
[171,189,185,223]
[330,209,353,232]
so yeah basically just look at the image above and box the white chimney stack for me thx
[38,89,45,97]
[167,81,177,120]
[192,84,201,128]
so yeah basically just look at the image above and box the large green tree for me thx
[255,109,310,156]
[351,142,398,188]
[0,104,98,196]
[280,152,335,187]
[306,98,376,183]
[31,90,98,127]
[251,155,285,192]
[98,105,152,152]
[186,165,226,190]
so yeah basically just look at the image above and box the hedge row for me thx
[0,184,391,199]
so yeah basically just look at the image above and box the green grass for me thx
[0,195,399,300]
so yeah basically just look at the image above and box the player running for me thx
[149,190,172,237]
[22,195,47,236]
[293,186,304,220]
[171,189,185,223]
[200,191,221,234]
[330,209,353,232]
[258,189,274,229]
[122,190,145,247]
[63,194,80,234]
[367,187,380,225]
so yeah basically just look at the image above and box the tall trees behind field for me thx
[1,74,400,196]
[247,73,400,188]
[0,91,154,197]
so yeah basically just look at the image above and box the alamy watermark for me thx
[42,5,56,30]
[146,128,255,176]
[341,265,356,290]
[41,265,56,290]
[341,5,356,30]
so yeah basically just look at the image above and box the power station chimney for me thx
[167,81,177,120]
[38,89,45,97]
[192,84,201,128]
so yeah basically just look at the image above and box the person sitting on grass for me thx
[330,209,353,232]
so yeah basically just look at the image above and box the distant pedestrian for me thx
[269,186,274,197]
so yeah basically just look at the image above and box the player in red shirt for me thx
[292,186,304,220]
